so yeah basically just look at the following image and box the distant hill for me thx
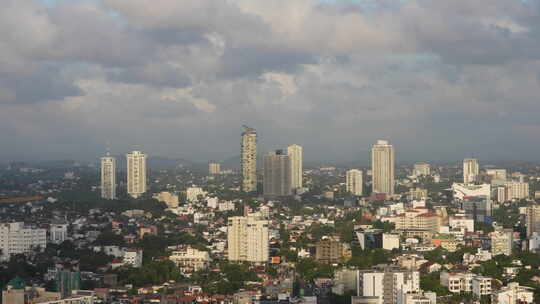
[110,156,195,170]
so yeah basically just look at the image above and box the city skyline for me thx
[4,1,540,303]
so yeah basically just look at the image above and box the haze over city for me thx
[4,2,540,304]
[2,0,540,163]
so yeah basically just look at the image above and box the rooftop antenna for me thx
[106,140,111,156]
[242,125,255,133]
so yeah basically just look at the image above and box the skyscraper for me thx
[287,144,303,190]
[126,151,147,198]
[241,126,257,192]
[227,215,269,263]
[463,158,479,184]
[346,169,363,196]
[101,152,116,200]
[263,150,292,197]
[371,140,395,195]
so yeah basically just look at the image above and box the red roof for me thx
[418,212,438,217]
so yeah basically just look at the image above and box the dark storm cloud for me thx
[0,64,82,104]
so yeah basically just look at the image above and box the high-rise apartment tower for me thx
[463,158,479,184]
[263,150,292,197]
[346,169,363,196]
[371,140,395,195]
[101,152,116,200]
[241,126,257,192]
[287,144,303,190]
[126,151,147,198]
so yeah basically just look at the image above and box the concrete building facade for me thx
[241,126,257,192]
[371,140,395,195]
[463,158,479,184]
[100,153,116,200]
[0,222,47,261]
[227,215,269,263]
[287,144,303,190]
[263,150,292,197]
[126,151,147,199]
[346,169,363,196]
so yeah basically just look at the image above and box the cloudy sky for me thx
[2,0,540,163]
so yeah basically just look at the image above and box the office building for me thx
[461,196,492,223]
[263,150,292,197]
[491,283,534,304]
[358,265,420,304]
[413,163,430,177]
[0,222,47,261]
[100,152,116,200]
[463,158,479,184]
[371,140,395,195]
[448,215,474,232]
[496,186,507,203]
[49,223,68,245]
[486,169,507,185]
[452,183,491,200]
[186,187,207,202]
[346,169,363,196]
[315,238,351,264]
[241,126,257,192]
[287,144,303,190]
[126,151,147,199]
[333,269,359,296]
[382,233,400,251]
[209,162,221,175]
[491,229,513,256]
[354,228,383,250]
[505,181,529,200]
[169,246,211,272]
[526,205,540,237]
[394,210,439,233]
[227,215,269,263]
[408,188,428,201]
[3,277,95,304]
[55,270,81,298]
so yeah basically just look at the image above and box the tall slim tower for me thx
[101,152,116,200]
[263,150,292,197]
[463,158,479,184]
[346,169,363,196]
[241,126,257,192]
[126,151,147,198]
[287,144,303,190]
[371,140,395,195]
[526,205,540,237]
